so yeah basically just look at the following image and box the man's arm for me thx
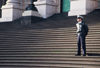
[84,23,89,36]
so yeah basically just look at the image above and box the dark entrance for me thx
[61,0,70,13]
[0,0,7,18]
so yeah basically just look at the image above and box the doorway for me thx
[61,0,70,13]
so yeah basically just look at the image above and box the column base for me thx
[0,5,23,22]
[68,10,87,16]
[34,1,57,18]
[0,17,13,22]
[21,16,43,25]
[22,10,43,25]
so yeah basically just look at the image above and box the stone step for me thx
[0,47,99,51]
[0,42,100,45]
[0,28,100,32]
[0,33,99,36]
[0,55,100,58]
[0,31,100,35]
[0,60,100,65]
[0,64,99,68]
[0,39,99,43]
[0,43,100,46]
[0,30,98,33]
[0,27,99,32]
[0,32,97,35]
[1,30,100,35]
[0,39,99,42]
[0,52,100,55]
[0,45,100,47]
[0,34,99,36]
[0,34,99,37]
[0,40,100,43]
[0,36,99,39]
[0,62,100,68]
[0,67,82,68]
[0,25,99,30]
[0,49,100,52]
[0,25,99,31]
[0,40,100,42]
[0,37,99,40]
[0,57,100,61]
[0,38,99,40]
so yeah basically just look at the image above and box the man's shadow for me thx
[87,53,100,56]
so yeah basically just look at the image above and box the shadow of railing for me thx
[87,53,100,56]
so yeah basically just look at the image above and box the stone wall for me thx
[68,0,99,16]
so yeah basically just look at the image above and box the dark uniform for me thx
[76,20,89,56]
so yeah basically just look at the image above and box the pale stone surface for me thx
[34,0,57,18]
[68,0,99,16]
[24,0,30,9]
[68,0,86,16]
[53,0,61,13]
[0,0,23,22]
[86,0,98,13]
[22,10,41,17]
[6,0,20,5]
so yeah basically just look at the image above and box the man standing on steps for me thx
[75,16,89,56]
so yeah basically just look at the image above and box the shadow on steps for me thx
[0,9,100,31]
[87,53,100,56]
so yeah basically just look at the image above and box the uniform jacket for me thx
[76,21,89,36]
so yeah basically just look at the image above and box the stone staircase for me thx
[0,22,100,68]
[0,9,100,68]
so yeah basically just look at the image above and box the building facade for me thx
[0,0,100,22]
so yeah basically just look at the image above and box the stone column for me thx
[0,0,23,22]
[53,0,61,13]
[6,0,20,5]
[68,0,99,16]
[34,0,57,18]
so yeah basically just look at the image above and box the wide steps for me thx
[0,23,100,68]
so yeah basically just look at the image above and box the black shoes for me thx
[83,54,86,56]
[75,54,81,56]
[75,54,86,56]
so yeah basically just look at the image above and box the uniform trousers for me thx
[77,35,86,55]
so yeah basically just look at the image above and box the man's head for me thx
[77,16,83,22]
